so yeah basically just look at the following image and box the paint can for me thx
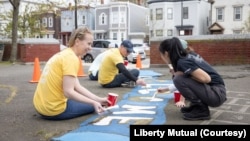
[108,93,118,107]
[174,91,181,103]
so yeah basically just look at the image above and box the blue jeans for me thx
[39,99,95,120]
[102,69,139,88]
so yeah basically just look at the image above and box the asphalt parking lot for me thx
[0,58,250,141]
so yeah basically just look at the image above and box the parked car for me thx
[133,43,150,50]
[82,39,121,63]
[132,43,150,56]
[127,44,146,63]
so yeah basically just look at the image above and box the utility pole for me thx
[181,0,183,28]
[75,0,78,29]
[180,0,184,36]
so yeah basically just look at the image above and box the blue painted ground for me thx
[138,70,163,78]
[52,70,173,141]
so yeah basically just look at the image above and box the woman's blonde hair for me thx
[68,26,93,47]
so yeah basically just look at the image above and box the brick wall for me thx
[149,35,250,67]
[1,38,60,63]
[19,43,60,62]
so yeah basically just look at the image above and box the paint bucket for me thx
[124,60,128,66]
[108,93,118,107]
[174,91,181,103]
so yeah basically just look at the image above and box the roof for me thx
[209,22,224,31]
[19,38,60,44]
[147,0,194,4]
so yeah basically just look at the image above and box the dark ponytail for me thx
[159,37,188,71]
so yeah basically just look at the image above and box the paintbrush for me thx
[145,84,149,92]
[151,91,158,100]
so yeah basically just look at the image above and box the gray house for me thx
[60,4,95,46]
[94,1,149,44]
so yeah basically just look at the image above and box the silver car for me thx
[82,39,120,63]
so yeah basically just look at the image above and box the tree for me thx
[19,4,48,38]
[0,10,13,38]
[243,12,250,33]
[1,0,63,62]
[9,0,20,63]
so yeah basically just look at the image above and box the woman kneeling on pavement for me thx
[33,27,109,120]
[158,37,227,120]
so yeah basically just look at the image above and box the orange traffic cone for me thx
[30,57,41,83]
[78,56,87,77]
[136,54,142,69]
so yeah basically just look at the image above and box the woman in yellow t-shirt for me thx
[33,27,109,120]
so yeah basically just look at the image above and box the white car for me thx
[133,43,150,51]
[127,45,146,63]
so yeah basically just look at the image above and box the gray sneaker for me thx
[121,81,136,88]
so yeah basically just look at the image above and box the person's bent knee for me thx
[130,69,139,77]
[173,75,183,88]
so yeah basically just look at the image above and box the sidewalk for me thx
[0,60,250,141]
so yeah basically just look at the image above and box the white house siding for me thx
[129,3,148,33]
[198,0,211,35]
[185,0,210,35]
[128,2,149,43]
[211,0,250,34]
[148,0,210,38]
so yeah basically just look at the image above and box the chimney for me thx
[68,2,72,10]
[137,0,141,5]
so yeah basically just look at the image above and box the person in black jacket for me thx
[158,37,227,120]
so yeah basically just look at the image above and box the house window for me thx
[99,13,107,25]
[233,30,242,34]
[167,8,173,20]
[113,32,117,40]
[112,12,118,24]
[156,30,163,36]
[42,17,47,27]
[150,30,154,37]
[183,7,188,19]
[216,7,224,21]
[64,16,71,26]
[120,12,126,23]
[150,9,153,20]
[156,8,163,20]
[121,32,124,41]
[82,15,86,25]
[146,15,149,26]
[167,29,173,36]
[48,17,53,27]
[234,6,242,21]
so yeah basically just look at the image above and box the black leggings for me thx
[173,75,227,107]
